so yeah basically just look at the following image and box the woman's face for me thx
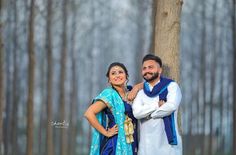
[108,66,127,87]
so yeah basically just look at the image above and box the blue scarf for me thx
[89,87,133,155]
[143,76,177,145]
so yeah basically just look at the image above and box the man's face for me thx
[142,60,162,82]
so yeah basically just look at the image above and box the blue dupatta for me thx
[143,76,178,145]
[90,87,133,155]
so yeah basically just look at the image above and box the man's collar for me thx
[147,79,160,90]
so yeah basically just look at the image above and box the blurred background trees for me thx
[0,0,235,155]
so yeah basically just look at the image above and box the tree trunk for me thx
[232,0,236,154]
[153,0,183,134]
[46,0,54,154]
[199,0,207,154]
[11,0,19,154]
[60,0,68,155]
[153,0,183,81]
[0,0,4,154]
[68,39,78,155]
[218,33,224,155]
[4,3,14,154]
[26,0,35,155]
[150,0,157,54]
[68,2,78,154]
[209,1,218,154]
[38,47,48,155]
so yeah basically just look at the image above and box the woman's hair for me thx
[106,62,129,78]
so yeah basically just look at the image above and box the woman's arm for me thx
[84,101,118,137]
[127,82,143,101]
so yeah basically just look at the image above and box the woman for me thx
[84,62,142,155]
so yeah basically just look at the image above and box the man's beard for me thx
[143,72,159,82]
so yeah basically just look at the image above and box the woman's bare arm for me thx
[84,101,118,137]
[127,82,143,101]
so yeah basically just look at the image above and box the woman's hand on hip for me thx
[106,125,118,137]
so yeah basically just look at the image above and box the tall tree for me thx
[150,0,157,53]
[153,0,183,131]
[233,0,236,154]
[218,29,224,155]
[200,0,207,154]
[209,1,218,154]
[0,0,4,154]
[11,0,19,154]
[68,34,78,155]
[153,0,183,81]
[59,0,68,154]
[4,1,13,154]
[46,0,54,154]
[68,1,78,154]
[26,0,35,154]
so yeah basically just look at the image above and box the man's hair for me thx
[142,54,162,67]
[106,62,129,78]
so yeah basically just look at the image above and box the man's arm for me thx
[132,91,158,119]
[151,82,182,118]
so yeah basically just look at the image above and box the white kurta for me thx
[132,81,182,155]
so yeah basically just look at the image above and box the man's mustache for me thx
[143,72,153,76]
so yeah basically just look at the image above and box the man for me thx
[132,54,182,155]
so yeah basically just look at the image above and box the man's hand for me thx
[158,100,165,107]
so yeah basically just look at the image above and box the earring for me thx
[125,79,129,89]
[107,79,111,86]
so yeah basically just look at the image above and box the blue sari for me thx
[100,100,138,155]
[89,87,136,155]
